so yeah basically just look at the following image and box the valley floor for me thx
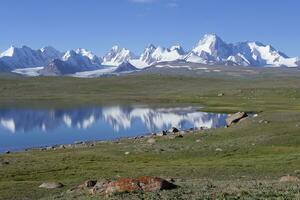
[1,69,300,199]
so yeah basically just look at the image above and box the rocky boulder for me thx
[91,176,177,195]
[39,182,64,189]
[226,112,248,126]
[157,130,167,136]
[170,127,179,133]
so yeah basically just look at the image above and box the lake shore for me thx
[1,72,300,199]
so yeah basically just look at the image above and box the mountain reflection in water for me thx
[0,106,227,152]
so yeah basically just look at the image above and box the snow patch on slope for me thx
[12,67,44,77]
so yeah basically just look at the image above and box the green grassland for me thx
[1,72,300,199]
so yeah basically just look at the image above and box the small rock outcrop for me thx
[226,112,248,126]
[90,176,177,195]
[39,182,64,189]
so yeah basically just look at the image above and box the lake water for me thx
[0,106,228,152]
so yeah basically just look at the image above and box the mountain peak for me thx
[75,48,93,57]
[0,46,16,57]
[203,33,220,39]
[196,33,224,49]
[170,45,185,54]
[21,45,32,50]
[75,48,102,66]
[111,45,121,52]
[192,33,230,60]
[40,46,57,52]
[146,44,156,49]
[62,50,77,61]
[102,45,134,66]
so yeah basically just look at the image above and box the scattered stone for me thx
[226,112,248,126]
[46,146,54,151]
[39,182,64,189]
[259,119,270,124]
[90,179,110,194]
[68,180,97,193]
[215,148,223,152]
[253,114,258,118]
[279,175,300,182]
[218,93,224,97]
[84,180,97,188]
[124,152,130,155]
[157,130,167,137]
[91,176,177,195]
[196,139,201,143]
[147,138,156,145]
[170,127,179,133]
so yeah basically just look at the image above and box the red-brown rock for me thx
[91,176,176,195]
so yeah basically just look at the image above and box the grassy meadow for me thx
[1,72,300,199]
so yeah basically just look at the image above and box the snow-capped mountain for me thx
[130,44,186,68]
[40,50,102,76]
[185,34,299,67]
[188,34,231,63]
[0,46,62,69]
[102,45,135,66]
[75,48,102,66]
[0,46,45,68]
[1,33,300,77]
[230,41,299,67]
[61,50,96,68]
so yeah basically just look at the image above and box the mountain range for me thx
[0,34,299,76]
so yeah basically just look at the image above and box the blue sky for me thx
[0,0,299,56]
